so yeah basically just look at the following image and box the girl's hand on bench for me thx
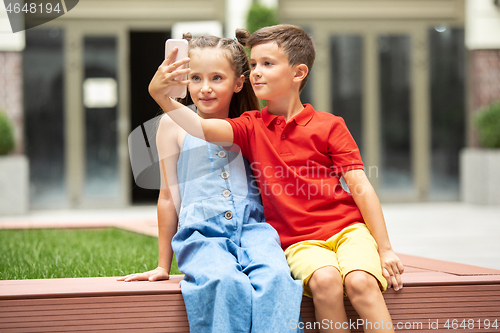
[117,266,170,282]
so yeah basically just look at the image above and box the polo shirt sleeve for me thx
[328,117,364,174]
[225,111,255,158]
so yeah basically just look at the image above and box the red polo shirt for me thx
[226,104,365,249]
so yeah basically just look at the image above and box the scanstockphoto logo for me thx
[128,114,244,190]
[129,113,252,222]
[2,0,79,33]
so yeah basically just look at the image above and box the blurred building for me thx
[0,0,499,210]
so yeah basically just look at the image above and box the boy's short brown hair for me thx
[247,24,315,91]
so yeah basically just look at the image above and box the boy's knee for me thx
[344,270,380,298]
[308,266,343,300]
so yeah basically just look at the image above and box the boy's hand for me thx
[148,47,191,103]
[117,266,170,282]
[379,249,404,291]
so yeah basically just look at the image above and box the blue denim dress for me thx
[171,134,303,333]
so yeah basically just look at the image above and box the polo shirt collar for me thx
[261,103,315,127]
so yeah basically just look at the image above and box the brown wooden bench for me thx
[1,254,500,333]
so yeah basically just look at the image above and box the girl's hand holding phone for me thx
[149,43,191,102]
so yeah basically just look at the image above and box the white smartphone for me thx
[165,39,189,98]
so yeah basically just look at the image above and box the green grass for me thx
[0,227,181,280]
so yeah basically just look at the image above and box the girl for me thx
[119,31,303,333]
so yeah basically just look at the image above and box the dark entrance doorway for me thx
[129,31,171,204]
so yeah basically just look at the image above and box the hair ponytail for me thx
[227,28,259,118]
[182,32,193,42]
[235,29,250,47]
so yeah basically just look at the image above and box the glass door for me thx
[330,35,364,152]
[82,36,120,199]
[23,27,68,209]
[64,28,128,208]
[377,34,415,199]
[429,27,465,201]
[328,30,424,201]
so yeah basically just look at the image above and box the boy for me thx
[150,24,404,332]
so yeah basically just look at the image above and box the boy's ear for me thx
[234,74,245,93]
[293,64,308,84]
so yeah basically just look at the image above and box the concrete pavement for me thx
[382,202,500,271]
[1,202,499,270]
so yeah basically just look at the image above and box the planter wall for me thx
[0,155,29,215]
[460,148,500,205]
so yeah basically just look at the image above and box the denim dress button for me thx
[218,150,227,158]
[222,189,231,198]
[224,211,233,220]
[221,171,229,179]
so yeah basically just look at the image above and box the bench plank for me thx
[1,255,500,333]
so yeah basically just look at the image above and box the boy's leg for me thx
[172,229,252,333]
[344,271,393,333]
[336,223,394,333]
[308,266,349,333]
[239,221,303,333]
[285,241,349,333]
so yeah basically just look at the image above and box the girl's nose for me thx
[201,86,213,93]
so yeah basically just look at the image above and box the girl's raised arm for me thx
[148,51,234,145]
[165,100,234,146]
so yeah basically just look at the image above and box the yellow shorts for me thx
[284,222,387,298]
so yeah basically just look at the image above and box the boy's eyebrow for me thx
[250,56,277,62]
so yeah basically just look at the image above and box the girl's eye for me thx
[213,75,222,81]
[250,63,256,69]
[190,75,200,81]
[264,61,273,66]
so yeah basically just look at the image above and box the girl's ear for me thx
[234,74,245,93]
[293,64,308,84]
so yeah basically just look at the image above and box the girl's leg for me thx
[173,230,252,333]
[239,222,303,333]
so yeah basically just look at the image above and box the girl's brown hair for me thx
[178,29,260,118]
